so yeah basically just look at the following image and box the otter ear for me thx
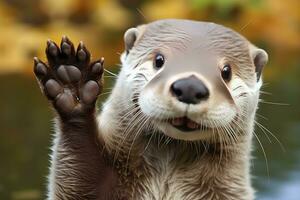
[250,45,268,82]
[124,28,139,54]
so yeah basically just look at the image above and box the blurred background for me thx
[0,0,299,199]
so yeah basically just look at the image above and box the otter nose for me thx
[170,76,209,104]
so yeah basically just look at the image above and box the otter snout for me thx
[170,75,209,104]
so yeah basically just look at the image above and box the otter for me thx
[33,19,268,200]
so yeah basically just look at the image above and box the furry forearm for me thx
[48,114,109,200]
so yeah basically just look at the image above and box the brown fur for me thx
[34,19,268,199]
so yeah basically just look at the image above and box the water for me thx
[0,66,299,199]
[252,66,300,200]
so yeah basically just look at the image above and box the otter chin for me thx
[35,19,269,200]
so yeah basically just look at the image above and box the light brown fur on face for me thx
[100,19,268,199]
[34,19,268,200]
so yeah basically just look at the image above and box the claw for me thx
[100,57,104,65]
[46,40,59,57]
[61,35,69,42]
[76,41,90,62]
[61,36,75,56]
[46,39,51,46]
[77,49,87,61]
[91,61,103,75]
[78,41,85,49]
[33,57,47,77]
[33,57,39,65]
[61,42,72,55]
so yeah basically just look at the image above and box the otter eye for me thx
[221,64,232,82]
[154,54,164,69]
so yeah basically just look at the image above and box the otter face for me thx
[121,19,268,142]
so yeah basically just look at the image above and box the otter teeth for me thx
[171,118,184,126]
[187,120,198,129]
[170,117,201,130]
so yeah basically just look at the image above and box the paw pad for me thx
[57,65,81,83]
[34,36,104,115]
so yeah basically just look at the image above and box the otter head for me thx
[119,19,268,142]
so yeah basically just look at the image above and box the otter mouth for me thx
[168,117,210,132]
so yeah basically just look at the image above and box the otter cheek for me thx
[205,101,237,127]
[139,89,155,117]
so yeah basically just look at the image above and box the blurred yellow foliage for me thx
[93,0,132,29]
[142,0,190,20]
[0,2,299,199]
[0,0,299,75]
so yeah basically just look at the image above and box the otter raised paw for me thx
[34,36,104,118]
[33,37,118,200]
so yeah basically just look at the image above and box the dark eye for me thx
[154,54,165,69]
[221,64,232,81]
